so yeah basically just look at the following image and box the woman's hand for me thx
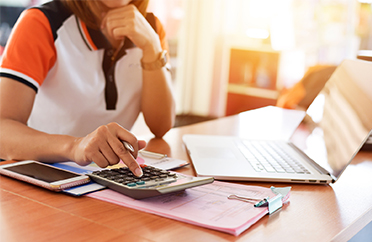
[101,4,162,62]
[71,122,146,177]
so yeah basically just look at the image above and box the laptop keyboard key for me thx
[238,140,310,174]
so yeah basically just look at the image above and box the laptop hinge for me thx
[288,143,331,176]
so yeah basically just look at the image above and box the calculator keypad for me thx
[91,165,178,188]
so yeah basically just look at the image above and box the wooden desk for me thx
[1,109,372,242]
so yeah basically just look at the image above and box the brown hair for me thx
[61,0,149,29]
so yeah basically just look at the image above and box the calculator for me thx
[88,165,214,199]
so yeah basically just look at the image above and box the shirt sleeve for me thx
[0,8,56,92]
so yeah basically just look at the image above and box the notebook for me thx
[183,59,372,184]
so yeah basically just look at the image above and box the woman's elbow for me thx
[149,117,174,138]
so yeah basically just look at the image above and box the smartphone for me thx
[0,160,90,191]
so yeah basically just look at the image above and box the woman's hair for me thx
[61,0,149,29]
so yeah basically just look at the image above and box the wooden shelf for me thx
[225,48,280,116]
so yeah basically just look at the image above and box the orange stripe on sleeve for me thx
[80,20,97,51]
[0,9,56,86]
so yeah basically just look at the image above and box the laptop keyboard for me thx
[237,140,310,174]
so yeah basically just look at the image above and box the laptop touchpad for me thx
[196,147,237,159]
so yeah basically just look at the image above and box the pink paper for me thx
[87,181,288,236]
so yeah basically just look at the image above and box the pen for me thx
[122,140,143,177]
[122,140,134,154]
[139,150,167,159]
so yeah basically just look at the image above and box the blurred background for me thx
[1,0,372,122]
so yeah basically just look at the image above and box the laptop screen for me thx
[290,59,372,180]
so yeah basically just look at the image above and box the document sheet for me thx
[87,181,290,236]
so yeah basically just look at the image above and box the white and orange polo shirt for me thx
[0,1,169,137]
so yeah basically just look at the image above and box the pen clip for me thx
[122,141,134,155]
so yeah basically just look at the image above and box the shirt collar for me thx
[76,17,135,51]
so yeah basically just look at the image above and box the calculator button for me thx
[99,173,109,178]
[114,178,125,183]
[127,183,137,187]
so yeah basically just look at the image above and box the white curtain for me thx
[175,0,223,116]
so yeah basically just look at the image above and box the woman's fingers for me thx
[73,123,146,177]
[100,4,157,50]
[108,135,143,177]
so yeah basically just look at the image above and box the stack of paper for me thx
[87,181,290,236]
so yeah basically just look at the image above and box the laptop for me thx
[183,59,372,184]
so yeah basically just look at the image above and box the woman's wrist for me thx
[141,49,162,63]
[141,37,162,61]
[141,50,168,71]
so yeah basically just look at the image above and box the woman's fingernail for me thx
[135,168,143,177]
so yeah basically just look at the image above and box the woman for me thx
[0,0,175,177]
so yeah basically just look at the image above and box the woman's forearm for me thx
[141,67,175,138]
[0,118,75,162]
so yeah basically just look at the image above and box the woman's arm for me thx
[0,77,73,162]
[141,64,175,138]
[102,5,176,138]
[0,77,145,176]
